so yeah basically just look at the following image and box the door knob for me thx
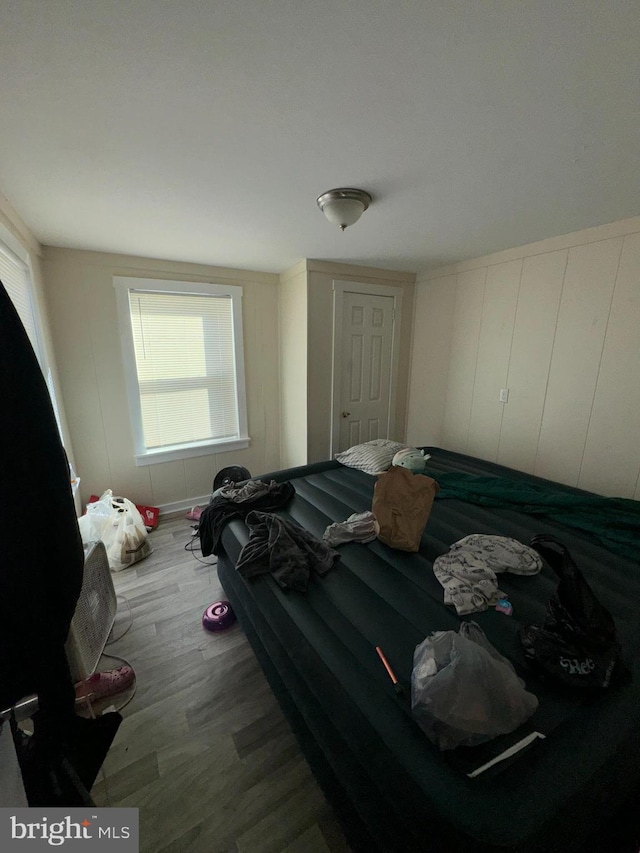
[341,411,351,418]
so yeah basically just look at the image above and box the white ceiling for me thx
[0,1,638,274]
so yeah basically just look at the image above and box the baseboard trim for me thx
[157,494,211,517]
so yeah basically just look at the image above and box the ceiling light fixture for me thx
[316,188,372,231]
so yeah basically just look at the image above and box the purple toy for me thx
[202,600,236,632]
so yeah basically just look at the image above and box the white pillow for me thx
[335,439,409,475]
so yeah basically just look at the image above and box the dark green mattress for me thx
[216,448,640,852]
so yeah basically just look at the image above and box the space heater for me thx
[65,540,117,682]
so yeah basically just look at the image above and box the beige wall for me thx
[407,216,640,499]
[42,247,281,510]
[305,260,416,463]
[278,262,308,469]
[405,273,456,449]
[41,247,414,508]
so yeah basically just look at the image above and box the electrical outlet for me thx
[499,388,509,403]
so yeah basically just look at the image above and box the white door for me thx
[337,291,395,451]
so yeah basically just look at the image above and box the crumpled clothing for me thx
[220,479,275,503]
[323,512,379,546]
[198,481,295,557]
[236,511,340,592]
[433,534,543,616]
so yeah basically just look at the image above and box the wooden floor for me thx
[90,514,352,853]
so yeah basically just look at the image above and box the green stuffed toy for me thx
[392,447,430,473]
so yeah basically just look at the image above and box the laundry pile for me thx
[198,479,295,557]
[236,511,339,592]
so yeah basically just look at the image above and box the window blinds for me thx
[128,290,240,450]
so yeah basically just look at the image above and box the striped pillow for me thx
[335,439,409,476]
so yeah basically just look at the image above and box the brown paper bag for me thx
[372,466,439,552]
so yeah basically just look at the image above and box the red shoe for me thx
[75,665,135,702]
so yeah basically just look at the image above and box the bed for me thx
[215,447,640,853]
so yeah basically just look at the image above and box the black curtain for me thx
[0,279,120,804]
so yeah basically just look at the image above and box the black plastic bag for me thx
[520,534,626,691]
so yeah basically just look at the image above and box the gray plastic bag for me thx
[411,622,538,750]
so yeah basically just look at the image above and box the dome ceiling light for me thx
[316,188,372,231]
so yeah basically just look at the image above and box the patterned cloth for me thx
[433,534,543,616]
[335,439,409,475]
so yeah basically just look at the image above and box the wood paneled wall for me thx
[408,218,640,499]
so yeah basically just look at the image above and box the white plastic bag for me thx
[411,622,538,750]
[80,490,152,571]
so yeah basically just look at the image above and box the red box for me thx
[86,495,159,530]
[136,504,159,530]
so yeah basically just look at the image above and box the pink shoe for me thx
[75,665,135,702]
[186,506,202,521]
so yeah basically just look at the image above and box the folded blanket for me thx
[237,511,340,592]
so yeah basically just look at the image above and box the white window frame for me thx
[114,276,250,466]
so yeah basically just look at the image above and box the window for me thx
[114,277,249,466]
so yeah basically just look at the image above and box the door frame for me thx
[330,280,403,458]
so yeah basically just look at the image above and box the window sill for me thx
[135,437,250,467]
